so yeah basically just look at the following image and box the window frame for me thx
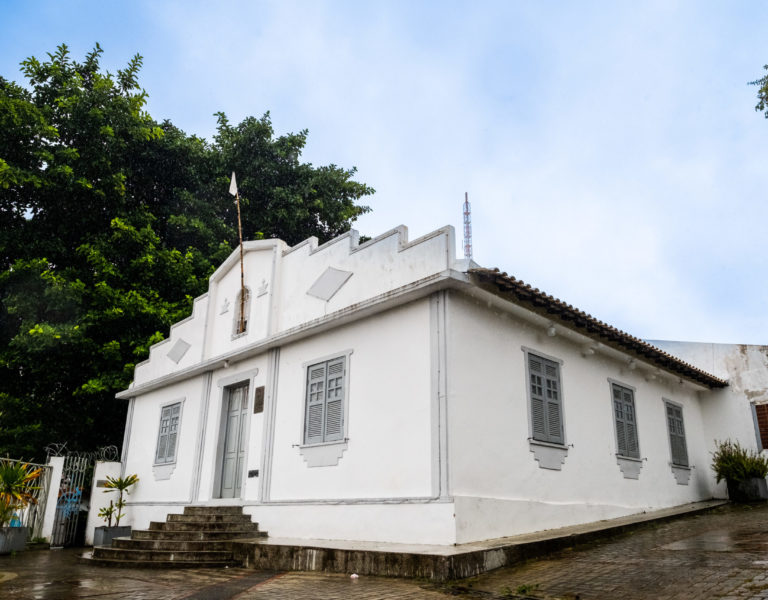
[232,286,251,338]
[664,399,689,468]
[301,350,352,447]
[154,399,184,466]
[523,348,566,446]
[753,403,768,452]
[609,380,641,460]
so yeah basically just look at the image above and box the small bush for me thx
[711,439,768,483]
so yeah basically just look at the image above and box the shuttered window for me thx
[528,354,564,444]
[304,356,346,444]
[155,402,182,464]
[755,404,768,451]
[612,383,640,459]
[665,401,689,467]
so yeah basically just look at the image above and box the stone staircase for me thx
[88,506,267,568]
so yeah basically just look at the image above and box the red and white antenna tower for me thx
[462,192,473,260]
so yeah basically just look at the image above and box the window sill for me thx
[670,464,692,485]
[528,439,568,470]
[152,462,176,481]
[616,455,643,479]
[299,440,348,467]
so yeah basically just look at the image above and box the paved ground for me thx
[1,503,767,599]
[445,503,768,600]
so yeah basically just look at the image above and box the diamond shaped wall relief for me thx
[167,339,191,364]
[306,267,353,302]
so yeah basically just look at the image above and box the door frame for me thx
[212,369,258,499]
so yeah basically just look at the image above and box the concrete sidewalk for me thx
[1,501,767,599]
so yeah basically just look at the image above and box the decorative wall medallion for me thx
[167,339,191,364]
[306,267,353,302]
[257,279,269,297]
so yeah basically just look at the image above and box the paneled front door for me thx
[219,383,249,498]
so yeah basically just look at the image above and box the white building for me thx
[116,225,765,546]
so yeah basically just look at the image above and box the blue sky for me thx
[3,1,768,344]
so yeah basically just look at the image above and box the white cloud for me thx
[4,0,768,343]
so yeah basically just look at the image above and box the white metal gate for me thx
[50,454,91,547]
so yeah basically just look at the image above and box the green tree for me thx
[212,113,372,245]
[751,64,768,118]
[0,45,373,460]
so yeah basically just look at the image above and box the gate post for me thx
[40,456,65,542]
[84,461,122,546]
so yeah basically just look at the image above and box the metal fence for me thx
[1,458,52,541]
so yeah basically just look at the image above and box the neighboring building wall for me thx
[447,291,716,543]
[649,341,768,458]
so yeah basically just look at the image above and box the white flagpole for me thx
[230,172,246,334]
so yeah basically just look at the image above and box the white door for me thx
[219,383,248,499]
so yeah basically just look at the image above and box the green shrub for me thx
[711,439,768,483]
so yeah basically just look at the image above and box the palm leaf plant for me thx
[98,500,116,528]
[0,459,42,511]
[103,474,139,525]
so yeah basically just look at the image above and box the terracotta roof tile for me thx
[469,267,728,389]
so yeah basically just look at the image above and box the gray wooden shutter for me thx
[305,362,327,444]
[324,357,345,442]
[528,356,547,441]
[613,384,639,459]
[666,403,688,466]
[613,385,628,456]
[529,354,563,444]
[623,389,639,458]
[166,403,181,462]
[543,360,563,444]
[156,405,172,463]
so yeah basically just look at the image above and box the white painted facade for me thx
[116,225,764,545]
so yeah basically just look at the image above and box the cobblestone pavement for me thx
[445,503,768,600]
[1,504,767,599]
[0,547,445,599]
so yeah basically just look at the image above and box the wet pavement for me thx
[1,503,767,599]
[446,503,768,600]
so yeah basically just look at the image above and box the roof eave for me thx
[469,267,728,389]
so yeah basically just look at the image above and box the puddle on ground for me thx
[661,529,768,552]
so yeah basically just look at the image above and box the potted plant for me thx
[93,474,138,547]
[711,439,768,502]
[0,459,42,554]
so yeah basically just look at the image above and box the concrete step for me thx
[113,538,236,552]
[149,520,260,533]
[83,552,238,569]
[167,513,254,524]
[88,505,267,570]
[93,547,234,562]
[183,505,245,516]
[131,529,267,541]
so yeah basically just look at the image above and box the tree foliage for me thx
[751,64,768,118]
[0,45,373,460]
